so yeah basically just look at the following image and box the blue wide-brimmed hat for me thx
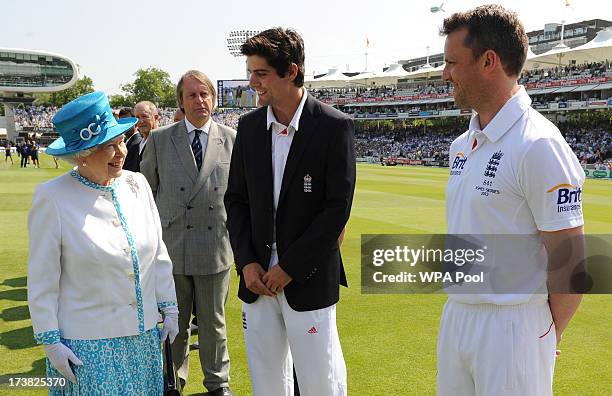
[46,91,137,156]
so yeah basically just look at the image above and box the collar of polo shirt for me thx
[470,86,531,144]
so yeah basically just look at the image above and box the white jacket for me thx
[27,170,176,341]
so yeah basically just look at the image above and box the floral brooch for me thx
[126,175,139,197]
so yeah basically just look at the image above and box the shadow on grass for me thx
[0,288,27,301]
[1,305,30,321]
[1,325,35,349]
[2,277,27,288]
[4,357,46,377]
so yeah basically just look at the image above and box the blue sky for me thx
[2,0,608,94]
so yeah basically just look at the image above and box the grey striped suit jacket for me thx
[141,119,236,275]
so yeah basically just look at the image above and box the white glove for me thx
[160,308,179,343]
[43,343,83,383]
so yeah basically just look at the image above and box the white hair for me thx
[134,100,159,115]
[58,146,99,166]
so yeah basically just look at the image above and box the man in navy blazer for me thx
[122,130,142,171]
[125,101,158,172]
[225,27,356,396]
[120,107,142,172]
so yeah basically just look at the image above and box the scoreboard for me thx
[217,79,257,108]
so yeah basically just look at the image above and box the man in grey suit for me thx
[141,70,235,396]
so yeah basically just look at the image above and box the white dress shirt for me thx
[185,117,212,164]
[138,134,147,154]
[267,88,308,268]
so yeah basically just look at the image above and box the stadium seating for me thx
[11,61,611,166]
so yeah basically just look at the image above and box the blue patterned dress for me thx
[35,171,175,395]
[46,328,163,395]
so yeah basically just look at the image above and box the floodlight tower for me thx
[227,30,261,79]
[424,45,432,68]
[430,1,445,13]
[549,0,572,66]
[559,0,573,48]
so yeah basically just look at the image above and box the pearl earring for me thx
[82,162,87,167]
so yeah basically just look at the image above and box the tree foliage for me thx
[108,94,133,108]
[33,93,52,106]
[49,76,95,106]
[120,67,176,108]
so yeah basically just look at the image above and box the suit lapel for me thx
[125,131,141,148]
[170,121,198,183]
[278,94,318,207]
[190,122,224,201]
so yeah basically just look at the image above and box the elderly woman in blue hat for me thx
[27,92,179,395]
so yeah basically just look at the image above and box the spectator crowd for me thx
[12,60,610,133]
[353,121,611,167]
[355,125,460,161]
[563,126,611,166]
[9,102,611,168]
[519,60,611,85]
[310,82,453,103]
[13,105,249,131]
[7,60,611,169]
[14,106,58,129]
[309,60,611,104]
[5,114,611,169]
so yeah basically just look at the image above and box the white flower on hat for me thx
[79,114,103,141]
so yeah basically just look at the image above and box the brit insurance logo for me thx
[450,152,467,176]
[547,183,582,214]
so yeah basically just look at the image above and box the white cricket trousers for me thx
[242,291,347,396]
[436,299,557,396]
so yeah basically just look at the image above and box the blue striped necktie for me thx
[191,129,203,171]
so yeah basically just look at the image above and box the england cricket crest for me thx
[484,150,504,178]
[303,174,312,193]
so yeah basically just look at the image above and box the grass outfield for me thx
[1,156,610,395]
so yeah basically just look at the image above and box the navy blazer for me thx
[224,93,356,311]
[123,131,143,172]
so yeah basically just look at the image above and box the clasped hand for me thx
[243,262,292,296]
